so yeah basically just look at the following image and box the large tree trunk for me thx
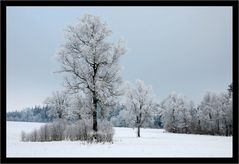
[92,97,98,132]
[136,113,142,137]
[93,111,97,132]
[137,126,141,137]
[92,59,98,133]
[226,125,229,136]
[217,120,220,134]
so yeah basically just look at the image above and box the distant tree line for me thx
[7,106,54,122]
[7,103,163,129]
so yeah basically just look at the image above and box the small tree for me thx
[68,94,92,121]
[126,80,157,137]
[44,90,70,121]
[56,14,126,138]
[160,92,193,133]
[197,92,219,135]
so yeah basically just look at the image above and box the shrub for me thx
[96,120,114,142]
[64,119,92,141]
[21,131,27,142]
[21,119,114,143]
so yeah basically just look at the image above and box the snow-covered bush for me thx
[49,120,67,141]
[21,119,114,143]
[96,120,114,142]
[21,131,27,142]
[64,119,92,141]
[64,119,114,143]
[23,129,38,142]
[21,120,67,142]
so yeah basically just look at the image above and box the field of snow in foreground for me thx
[7,121,232,157]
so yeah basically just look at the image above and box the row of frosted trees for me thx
[160,86,232,136]
[32,80,232,140]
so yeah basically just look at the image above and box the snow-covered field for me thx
[7,121,232,157]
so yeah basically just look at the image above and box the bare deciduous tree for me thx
[56,14,126,137]
[44,90,70,121]
[126,80,157,137]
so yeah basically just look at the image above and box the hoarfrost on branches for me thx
[125,80,158,137]
[160,89,232,136]
[56,14,126,136]
[160,92,193,133]
[44,90,70,121]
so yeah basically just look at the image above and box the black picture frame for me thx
[1,0,238,163]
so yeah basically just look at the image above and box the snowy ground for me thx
[7,121,232,157]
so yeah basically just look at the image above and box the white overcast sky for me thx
[7,7,232,111]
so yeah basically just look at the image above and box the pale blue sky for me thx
[7,7,232,111]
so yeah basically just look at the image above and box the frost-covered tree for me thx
[218,92,232,136]
[44,91,70,121]
[68,94,88,121]
[125,80,157,137]
[56,14,126,136]
[187,101,198,133]
[197,91,232,136]
[225,83,232,135]
[198,92,211,134]
[160,92,193,133]
[197,92,221,135]
[223,83,233,135]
